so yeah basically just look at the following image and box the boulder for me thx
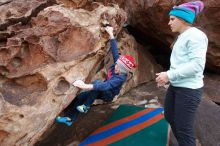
[0,3,128,146]
[195,96,220,146]
[0,0,55,31]
[204,74,220,103]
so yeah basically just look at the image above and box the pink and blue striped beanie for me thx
[169,1,204,24]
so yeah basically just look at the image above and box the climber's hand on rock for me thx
[73,80,85,88]
[105,26,114,39]
[73,80,93,90]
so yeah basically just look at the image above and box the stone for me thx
[195,96,220,146]
[0,3,128,146]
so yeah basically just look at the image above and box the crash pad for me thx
[79,104,169,146]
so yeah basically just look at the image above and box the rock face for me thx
[0,1,161,146]
[204,74,220,104]
[0,3,126,146]
[195,96,220,146]
[0,0,55,31]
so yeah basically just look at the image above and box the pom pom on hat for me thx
[179,1,204,16]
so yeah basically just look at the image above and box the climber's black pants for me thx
[164,85,202,146]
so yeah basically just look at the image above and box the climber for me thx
[55,26,137,126]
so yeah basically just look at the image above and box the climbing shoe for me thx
[55,116,73,126]
[76,104,89,113]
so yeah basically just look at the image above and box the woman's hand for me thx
[155,72,169,87]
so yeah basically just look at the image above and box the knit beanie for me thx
[169,1,204,24]
[116,55,136,74]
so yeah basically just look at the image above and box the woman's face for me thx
[168,16,185,33]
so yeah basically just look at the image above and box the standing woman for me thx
[156,1,208,146]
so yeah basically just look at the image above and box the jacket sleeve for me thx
[167,36,208,81]
[110,39,120,63]
[93,76,125,91]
